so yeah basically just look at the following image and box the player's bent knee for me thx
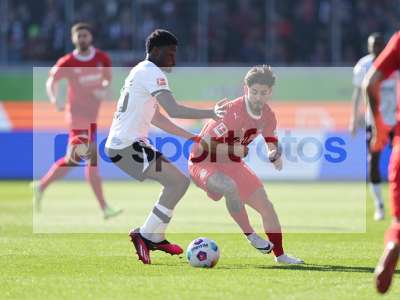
[178,176,190,192]
[167,173,190,193]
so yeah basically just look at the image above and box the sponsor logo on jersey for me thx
[157,78,166,86]
[213,123,228,137]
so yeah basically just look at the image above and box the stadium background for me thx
[0,0,399,180]
[1,2,400,298]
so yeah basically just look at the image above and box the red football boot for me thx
[129,228,151,264]
[144,238,184,256]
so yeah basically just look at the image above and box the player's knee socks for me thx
[140,202,173,242]
[266,232,284,257]
[85,166,106,209]
[39,157,70,191]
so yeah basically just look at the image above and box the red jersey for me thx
[191,96,277,163]
[373,31,400,123]
[49,47,112,128]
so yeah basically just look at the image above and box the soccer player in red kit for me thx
[33,23,122,219]
[189,65,303,264]
[365,31,400,294]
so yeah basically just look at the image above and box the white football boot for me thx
[247,233,274,254]
[374,208,385,221]
[275,253,304,264]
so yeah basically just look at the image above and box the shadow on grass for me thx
[218,263,400,274]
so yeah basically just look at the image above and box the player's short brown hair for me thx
[244,65,276,87]
[71,22,93,36]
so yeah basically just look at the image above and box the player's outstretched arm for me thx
[46,76,64,111]
[365,67,390,151]
[151,106,196,140]
[46,76,57,104]
[155,90,224,120]
[365,67,384,118]
[349,86,363,137]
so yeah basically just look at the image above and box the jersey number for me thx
[117,90,129,113]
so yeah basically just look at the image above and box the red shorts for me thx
[189,161,263,201]
[389,124,400,217]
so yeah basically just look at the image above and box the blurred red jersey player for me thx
[365,31,400,294]
[33,22,122,219]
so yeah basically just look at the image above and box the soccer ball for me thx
[186,237,220,268]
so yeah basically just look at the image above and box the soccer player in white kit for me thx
[350,33,398,221]
[105,29,226,264]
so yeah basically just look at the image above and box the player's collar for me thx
[244,96,262,120]
[72,46,95,62]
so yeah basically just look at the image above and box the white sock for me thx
[140,213,162,241]
[156,202,173,218]
[370,183,384,210]
[140,203,174,242]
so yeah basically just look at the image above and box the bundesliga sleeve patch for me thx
[157,78,166,86]
[213,123,228,137]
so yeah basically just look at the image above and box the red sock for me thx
[39,157,70,191]
[85,166,107,210]
[266,232,284,257]
[384,224,400,245]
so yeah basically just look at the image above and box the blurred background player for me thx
[350,33,398,221]
[365,31,400,294]
[189,65,303,264]
[33,22,122,219]
[105,29,226,264]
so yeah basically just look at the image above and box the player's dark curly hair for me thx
[146,29,178,53]
[244,65,276,87]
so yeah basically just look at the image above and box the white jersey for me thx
[105,60,170,149]
[353,54,398,126]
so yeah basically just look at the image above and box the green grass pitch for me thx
[1,181,399,299]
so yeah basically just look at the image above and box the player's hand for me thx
[371,116,390,152]
[213,98,229,120]
[349,114,365,137]
[235,145,249,158]
[268,148,283,171]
